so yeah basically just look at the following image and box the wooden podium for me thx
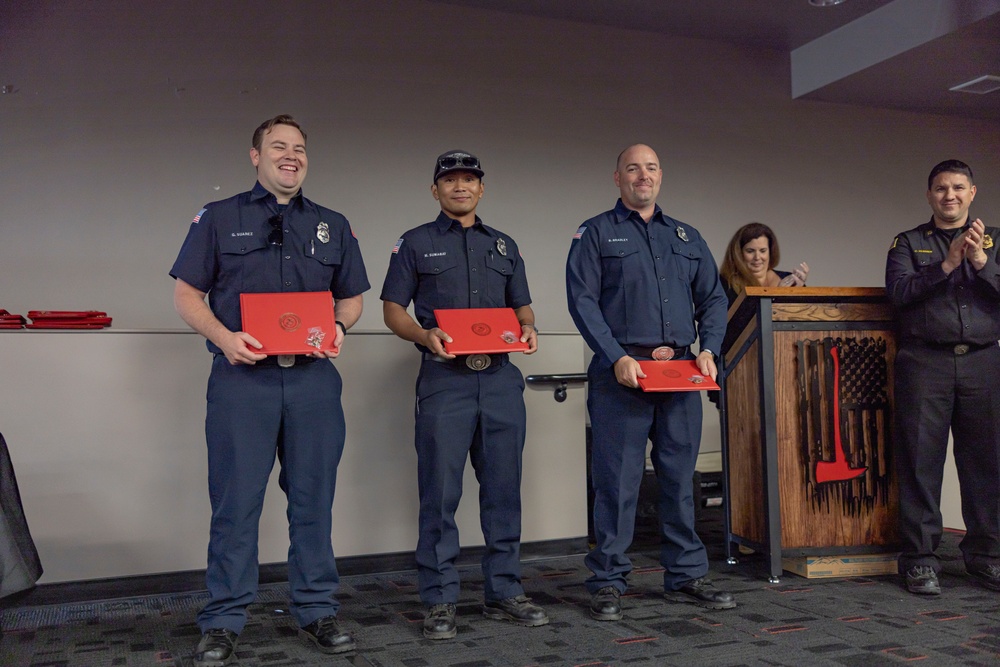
[720,287,899,581]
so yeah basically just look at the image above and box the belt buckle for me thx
[651,346,675,361]
[953,344,970,355]
[277,354,296,367]
[465,354,492,371]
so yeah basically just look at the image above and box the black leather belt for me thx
[423,352,507,371]
[623,345,689,360]
[918,341,998,355]
[254,354,321,367]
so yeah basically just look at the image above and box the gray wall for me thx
[3,0,997,328]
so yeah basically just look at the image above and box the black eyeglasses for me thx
[437,154,480,172]
[267,214,283,246]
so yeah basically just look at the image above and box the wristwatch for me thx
[336,320,347,336]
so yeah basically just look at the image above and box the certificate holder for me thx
[240,292,338,355]
[635,360,719,392]
[432,307,530,355]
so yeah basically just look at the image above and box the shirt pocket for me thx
[485,254,515,306]
[218,234,269,291]
[670,243,700,283]
[302,238,342,291]
[600,243,640,285]
[416,254,460,306]
[912,249,936,268]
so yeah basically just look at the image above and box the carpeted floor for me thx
[2,510,998,666]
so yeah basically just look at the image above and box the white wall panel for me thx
[0,330,588,583]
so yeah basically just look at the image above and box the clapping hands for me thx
[778,261,809,287]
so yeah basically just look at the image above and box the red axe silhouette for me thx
[815,346,867,484]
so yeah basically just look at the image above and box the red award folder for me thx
[636,360,720,392]
[433,308,530,355]
[240,292,338,356]
[28,310,107,320]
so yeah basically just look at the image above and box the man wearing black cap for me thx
[380,151,548,639]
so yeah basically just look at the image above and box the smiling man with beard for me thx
[566,144,732,620]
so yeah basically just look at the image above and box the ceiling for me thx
[436,0,1000,122]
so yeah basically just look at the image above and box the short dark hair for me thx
[927,159,973,190]
[252,114,306,152]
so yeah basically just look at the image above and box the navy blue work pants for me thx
[585,356,707,594]
[198,356,346,634]
[413,357,526,605]
[894,343,1000,573]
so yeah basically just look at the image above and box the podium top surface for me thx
[728,286,886,319]
[724,287,891,355]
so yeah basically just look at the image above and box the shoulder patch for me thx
[192,208,207,224]
[391,238,404,254]
[890,237,898,249]
[573,226,586,240]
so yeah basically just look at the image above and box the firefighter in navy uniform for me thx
[380,151,548,640]
[886,159,1000,596]
[171,115,370,665]
[566,144,733,620]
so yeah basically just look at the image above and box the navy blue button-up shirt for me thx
[566,199,727,366]
[886,217,1000,346]
[380,212,531,350]
[170,182,370,354]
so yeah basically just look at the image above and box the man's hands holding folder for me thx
[419,321,538,358]
[614,349,717,389]
[205,324,345,365]
[421,327,456,359]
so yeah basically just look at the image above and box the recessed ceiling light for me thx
[809,0,847,6]
[949,75,1000,95]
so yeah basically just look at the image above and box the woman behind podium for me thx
[711,223,809,406]
[719,222,809,306]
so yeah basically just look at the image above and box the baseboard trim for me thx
[1,536,590,609]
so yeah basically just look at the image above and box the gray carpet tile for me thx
[2,519,998,666]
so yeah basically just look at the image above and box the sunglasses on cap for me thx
[437,154,481,172]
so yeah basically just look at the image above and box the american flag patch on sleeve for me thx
[572,226,586,239]
[192,208,207,224]
[392,238,404,254]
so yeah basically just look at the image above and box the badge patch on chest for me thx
[984,234,994,250]
[496,237,507,256]
[317,221,330,244]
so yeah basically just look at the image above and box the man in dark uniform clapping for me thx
[886,159,1000,596]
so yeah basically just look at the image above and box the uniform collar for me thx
[612,198,664,224]
[432,210,492,235]
[924,214,973,235]
[250,181,304,206]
